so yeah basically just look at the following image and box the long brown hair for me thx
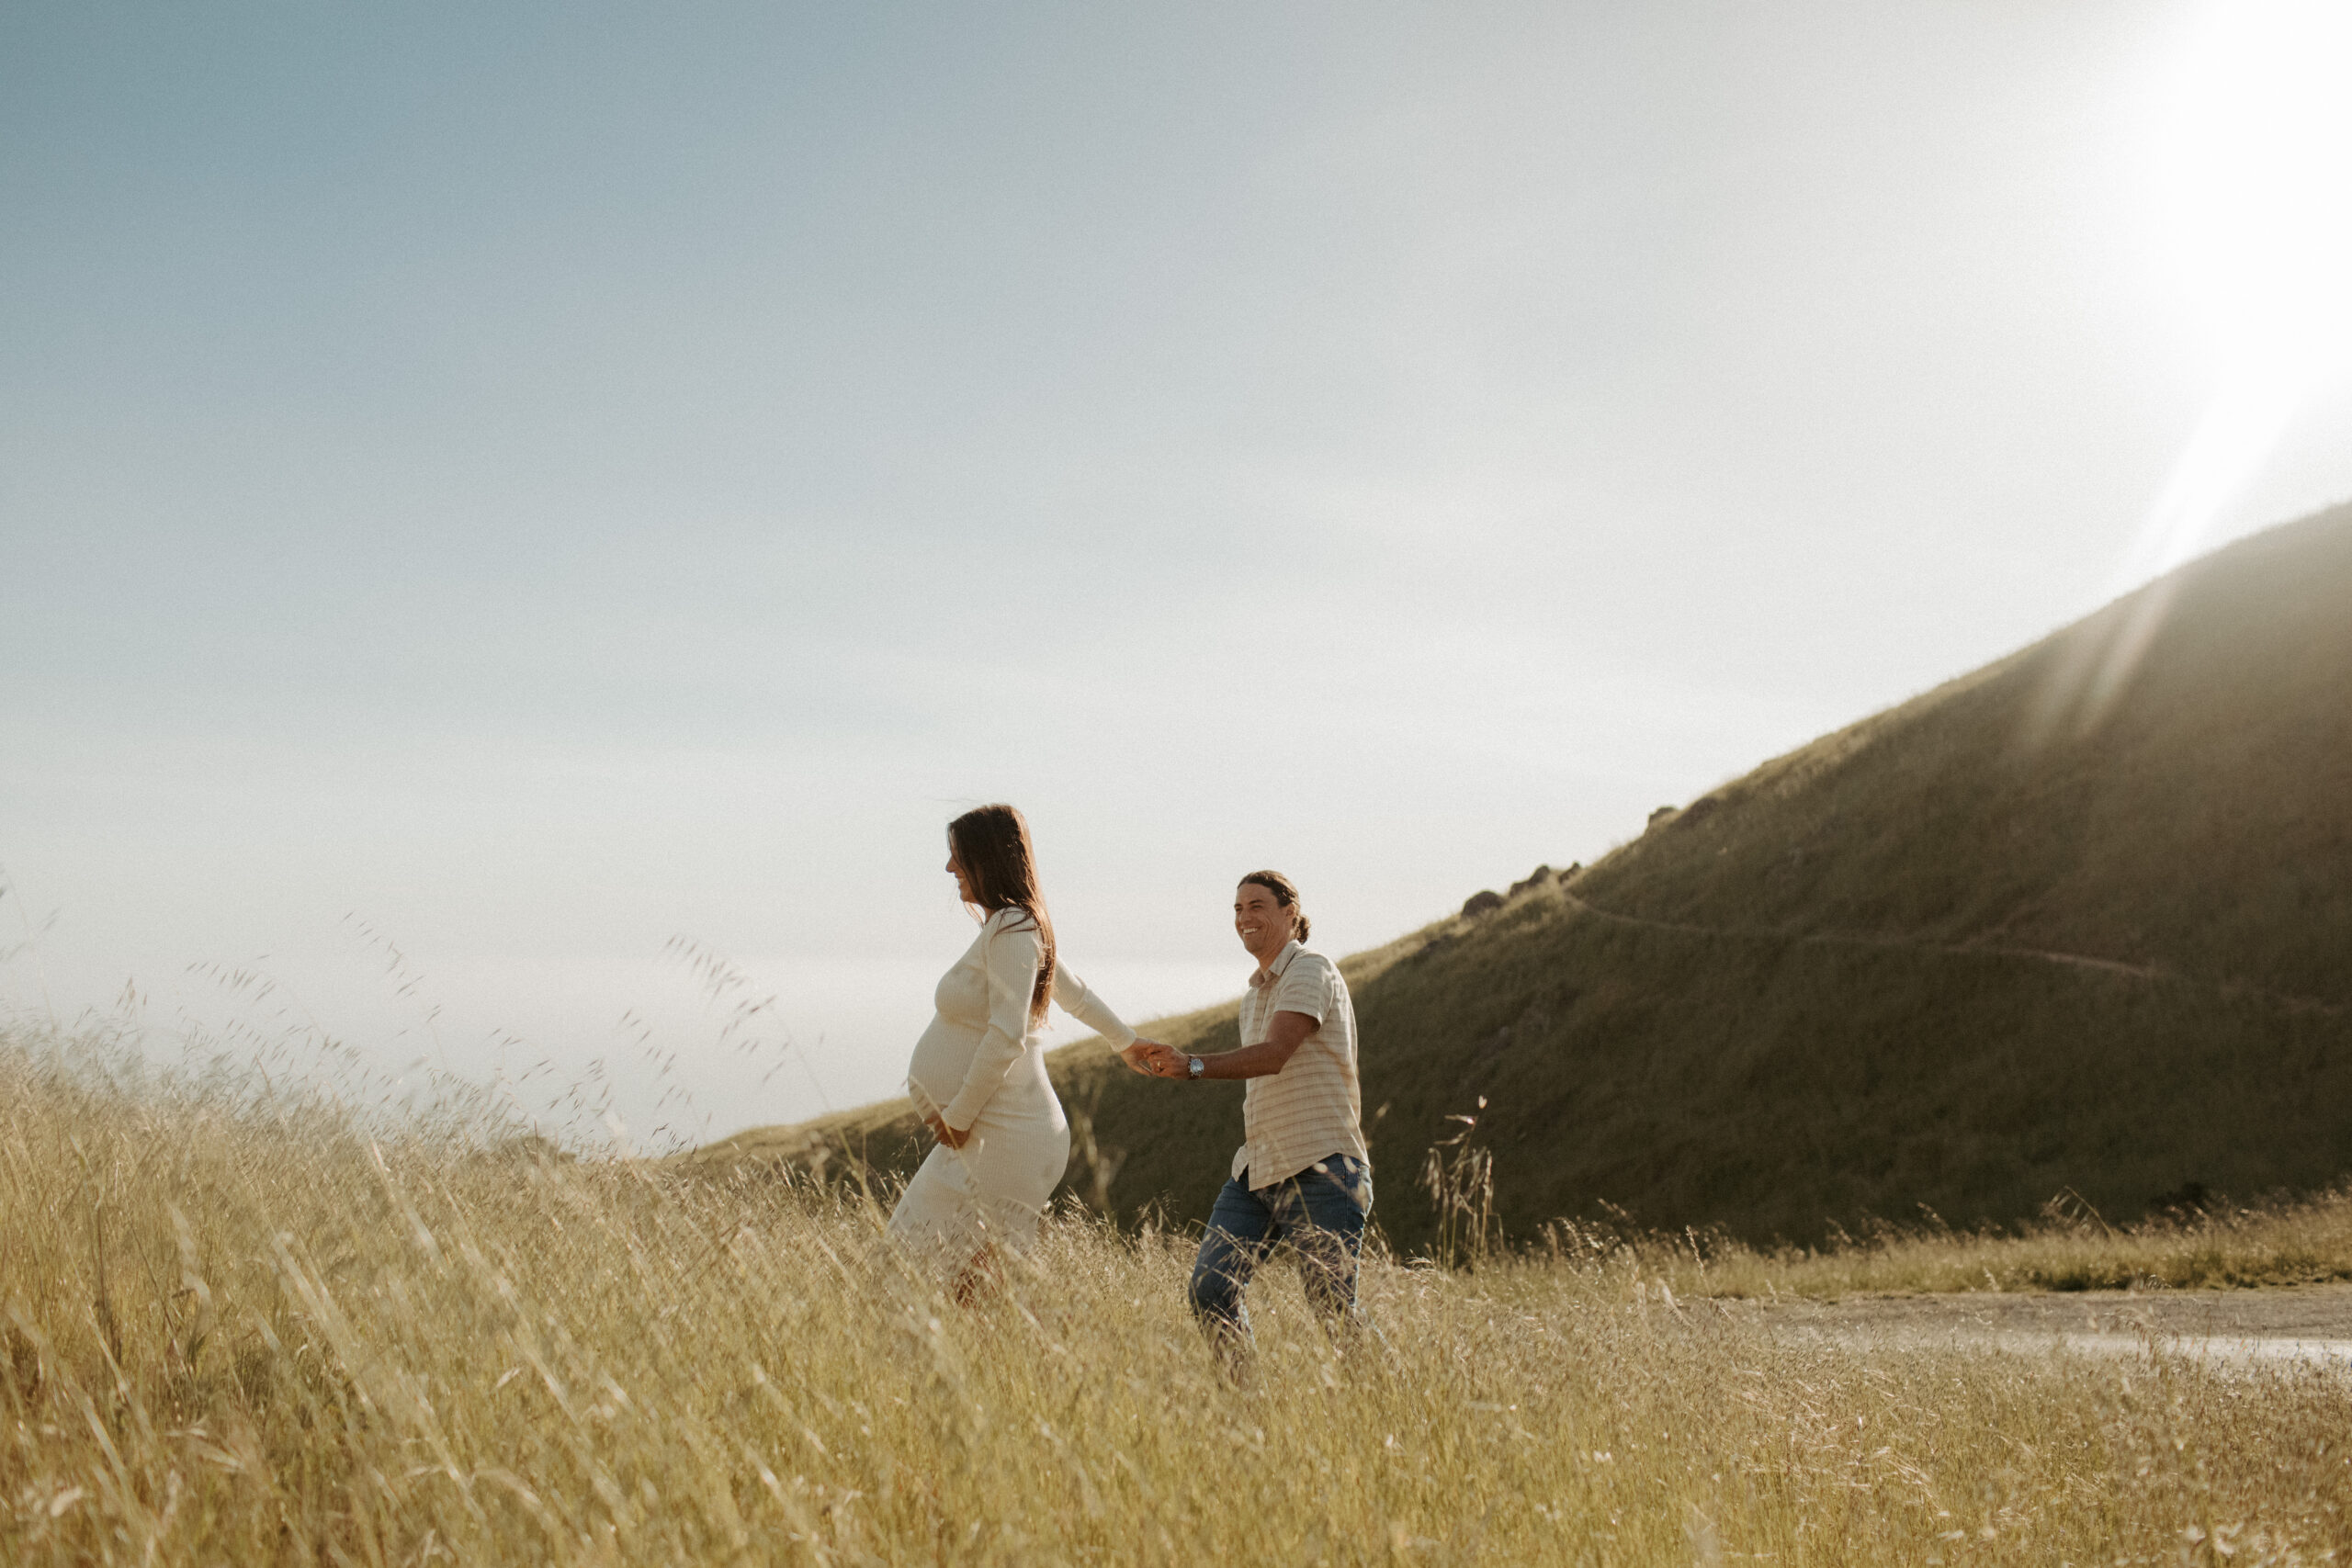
[948,803,1055,1026]
[1238,869,1310,943]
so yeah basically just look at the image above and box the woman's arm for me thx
[936,917,1041,1134]
[1054,963,1180,1077]
[1050,963,1136,1048]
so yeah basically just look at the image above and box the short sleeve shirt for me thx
[1233,941,1371,1192]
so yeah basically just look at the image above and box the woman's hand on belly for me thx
[924,1112,974,1149]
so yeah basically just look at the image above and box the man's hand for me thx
[923,1112,973,1149]
[1120,1040,1185,1078]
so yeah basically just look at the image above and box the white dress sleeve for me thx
[939,913,1042,1132]
[1052,962,1138,1050]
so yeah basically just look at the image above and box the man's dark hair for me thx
[1238,870,1309,943]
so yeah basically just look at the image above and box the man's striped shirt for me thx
[1233,940,1371,1201]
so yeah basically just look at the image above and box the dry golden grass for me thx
[1599,1189,2352,1303]
[9,1023,2352,1566]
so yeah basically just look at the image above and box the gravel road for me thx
[1721,1283,2352,1370]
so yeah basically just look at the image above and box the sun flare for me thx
[2038,0,2352,741]
[2155,0,2352,378]
[2125,0,2352,585]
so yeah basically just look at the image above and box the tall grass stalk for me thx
[1418,1098,1499,1270]
[7,1022,2352,1564]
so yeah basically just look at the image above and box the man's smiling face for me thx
[1234,882,1292,965]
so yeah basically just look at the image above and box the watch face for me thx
[1188,1056,1204,1077]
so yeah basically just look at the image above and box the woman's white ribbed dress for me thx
[887,907,1136,1263]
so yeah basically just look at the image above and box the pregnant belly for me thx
[906,1015,980,1111]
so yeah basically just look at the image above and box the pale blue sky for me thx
[6,2,2349,1145]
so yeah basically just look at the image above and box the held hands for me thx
[1119,1040,1191,1079]
[923,1112,974,1149]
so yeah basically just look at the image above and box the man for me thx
[1140,870,1374,1363]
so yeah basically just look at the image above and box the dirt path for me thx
[1720,1284,2352,1371]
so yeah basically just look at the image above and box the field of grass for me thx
[12,1022,2352,1566]
[1564,1185,2352,1301]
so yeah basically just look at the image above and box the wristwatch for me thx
[1187,1055,1205,1079]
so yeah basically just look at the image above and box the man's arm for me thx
[1179,1010,1317,1079]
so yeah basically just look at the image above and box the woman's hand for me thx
[1118,1039,1176,1077]
[1121,1040,1189,1077]
[924,1112,974,1149]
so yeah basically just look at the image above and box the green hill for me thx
[687,504,2352,1250]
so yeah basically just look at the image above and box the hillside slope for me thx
[1576,505,2352,1007]
[689,504,2352,1249]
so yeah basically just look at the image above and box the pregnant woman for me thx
[888,803,1160,1296]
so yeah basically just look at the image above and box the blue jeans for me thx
[1187,1155,1371,1354]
